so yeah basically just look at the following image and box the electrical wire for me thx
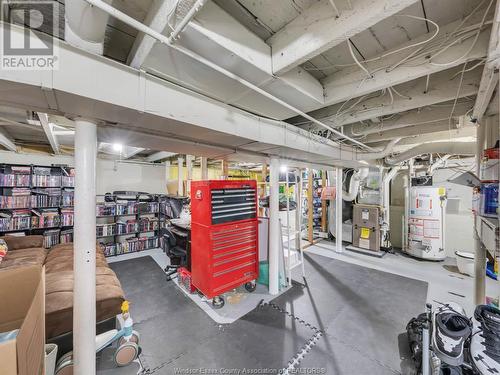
[430,0,493,67]
[346,37,372,78]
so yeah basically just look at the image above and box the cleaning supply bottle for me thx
[121,301,134,341]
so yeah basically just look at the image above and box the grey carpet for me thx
[97,253,428,375]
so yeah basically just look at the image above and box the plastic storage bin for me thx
[480,183,499,217]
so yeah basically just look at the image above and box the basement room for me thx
[0,0,498,374]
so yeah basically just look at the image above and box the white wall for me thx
[0,151,167,194]
[390,168,475,257]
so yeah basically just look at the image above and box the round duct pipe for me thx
[385,142,475,165]
[65,0,114,54]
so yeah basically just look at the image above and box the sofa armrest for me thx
[1,235,44,250]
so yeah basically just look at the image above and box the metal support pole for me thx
[177,155,184,196]
[335,168,343,253]
[73,118,97,375]
[269,157,280,295]
[201,157,208,180]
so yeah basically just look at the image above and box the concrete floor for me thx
[307,240,498,316]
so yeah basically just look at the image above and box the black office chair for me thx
[162,227,187,281]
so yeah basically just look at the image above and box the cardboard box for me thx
[0,265,45,375]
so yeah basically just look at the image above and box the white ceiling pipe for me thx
[168,0,208,42]
[385,142,475,165]
[356,138,401,161]
[65,0,113,54]
[83,0,375,152]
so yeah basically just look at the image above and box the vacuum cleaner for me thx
[406,302,500,375]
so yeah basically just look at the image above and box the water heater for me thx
[406,186,447,260]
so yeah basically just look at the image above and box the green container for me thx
[257,261,269,286]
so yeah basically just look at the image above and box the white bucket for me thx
[455,251,475,277]
[45,343,58,375]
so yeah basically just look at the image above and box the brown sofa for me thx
[0,236,125,339]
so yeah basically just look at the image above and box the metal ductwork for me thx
[385,142,476,165]
[356,138,402,161]
[343,167,370,201]
[65,0,113,54]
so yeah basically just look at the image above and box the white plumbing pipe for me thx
[381,166,402,243]
[335,167,343,253]
[168,0,208,42]
[356,138,402,160]
[83,0,375,151]
[342,167,369,201]
[385,142,475,165]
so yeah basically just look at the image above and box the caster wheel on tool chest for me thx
[245,281,257,293]
[212,296,225,309]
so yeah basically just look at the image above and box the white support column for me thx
[177,155,184,196]
[335,168,343,253]
[474,119,487,304]
[269,157,280,295]
[186,155,194,195]
[73,118,97,375]
[201,157,208,180]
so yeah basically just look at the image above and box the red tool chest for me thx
[190,180,259,302]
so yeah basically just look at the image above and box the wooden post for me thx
[321,171,327,233]
[221,159,229,180]
[307,168,313,244]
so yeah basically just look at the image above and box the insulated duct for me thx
[385,142,475,165]
[343,167,369,201]
[356,138,402,161]
[65,0,113,54]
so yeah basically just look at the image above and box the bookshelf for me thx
[0,164,75,248]
[96,193,162,257]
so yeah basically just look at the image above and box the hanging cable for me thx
[346,37,372,78]
[430,0,493,67]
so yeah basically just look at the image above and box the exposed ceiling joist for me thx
[473,0,500,121]
[267,0,419,75]
[295,68,482,128]
[0,129,17,152]
[122,147,146,159]
[146,151,177,162]
[322,15,491,106]
[37,112,60,154]
[127,0,176,69]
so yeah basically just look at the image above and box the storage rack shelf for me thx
[96,193,162,257]
[0,163,75,248]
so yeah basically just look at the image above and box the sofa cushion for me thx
[45,267,124,339]
[0,235,44,250]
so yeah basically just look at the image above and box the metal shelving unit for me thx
[96,193,162,257]
[0,163,75,248]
